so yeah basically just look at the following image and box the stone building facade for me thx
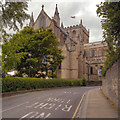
[81,42,107,81]
[29,4,107,81]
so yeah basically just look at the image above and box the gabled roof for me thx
[33,6,52,27]
[32,5,77,52]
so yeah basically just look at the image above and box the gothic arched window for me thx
[72,30,76,38]
[90,67,93,75]
[58,63,61,69]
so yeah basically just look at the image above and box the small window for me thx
[84,50,86,55]
[58,63,61,69]
[90,67,93,75]
[101,49,104,56]
[92,50,95,57]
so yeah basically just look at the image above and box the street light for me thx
[86,62,89,81]
[98,68,102,81]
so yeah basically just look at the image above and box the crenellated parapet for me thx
[64,24,80,29]
[64,23,89,37]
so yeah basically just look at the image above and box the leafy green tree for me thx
[0,1,30,43]
[2,27,64,78]
[97,2,120,76]
[0,55,1,73]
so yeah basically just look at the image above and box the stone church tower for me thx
[29,4,106,80]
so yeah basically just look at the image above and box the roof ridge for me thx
[33,8,52,27]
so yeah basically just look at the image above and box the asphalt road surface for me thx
[2,86,98,119]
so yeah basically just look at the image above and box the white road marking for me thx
[34,103,44,108]
[26,102,39,108]
[30,112,39,118]
[19,112,33,120]
[35,112,45,118]
[34,102,56,109]
[47,97,65,103]
[35,112,51,118]
[64,91,71,94]
[55,104,62,110]
[44,113,51,118]
[34,103,49,109]
[44,103,55,109]
[67,100,71,103]
[62,105,72,112]
[2,102,29,113]
[48,97,53,102]
[39,103,48,108]
[20,112,51,119]
[3,93,53,113]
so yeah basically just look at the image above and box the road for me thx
[2,86,97,119]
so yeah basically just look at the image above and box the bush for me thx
[2,77,86,93]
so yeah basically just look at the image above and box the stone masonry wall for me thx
[102,59,120,110]
[118,59,120,118]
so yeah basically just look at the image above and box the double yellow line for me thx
[72,93,85,119]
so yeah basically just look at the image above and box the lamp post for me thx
[86,62,89,81]
[98,69,102,79]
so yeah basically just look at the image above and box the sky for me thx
[0,0,105,55]
[27,0,105,43]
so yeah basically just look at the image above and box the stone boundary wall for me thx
[102,59,120,114]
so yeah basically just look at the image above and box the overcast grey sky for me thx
[27,0,105,42]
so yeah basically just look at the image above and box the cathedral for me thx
[29,4,107,81]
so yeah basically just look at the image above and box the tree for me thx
[96,2,120,76]
[2,27,64,78]
[0,1,30,43]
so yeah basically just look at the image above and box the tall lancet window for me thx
[72,30,76,38]
[40,15,46,28]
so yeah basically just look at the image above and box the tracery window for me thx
[92,50,95,57]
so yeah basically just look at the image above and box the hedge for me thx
[2,77,86,93]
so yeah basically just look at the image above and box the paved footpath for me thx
[77,88,118,118]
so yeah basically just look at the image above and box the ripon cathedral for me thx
[29,4,107,81]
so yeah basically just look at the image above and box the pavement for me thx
[77,88,118,118]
